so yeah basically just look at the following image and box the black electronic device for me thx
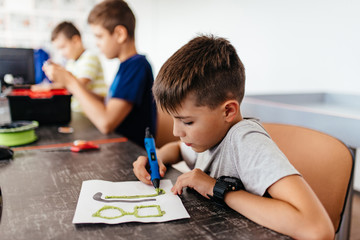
[0,47,35,87]
[0,145,13,160]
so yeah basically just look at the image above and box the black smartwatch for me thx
[209,176,245,205]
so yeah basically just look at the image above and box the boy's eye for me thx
[184,121,193,125]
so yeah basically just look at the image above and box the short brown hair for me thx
[51,21,81,41]
[87,0,135,39]
[153,35,246,113]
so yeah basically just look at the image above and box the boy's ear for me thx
[71,35,81,44]
[113,25,128,44]
[223,100,239,122]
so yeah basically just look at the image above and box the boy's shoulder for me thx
[123,54,146,64]
[121,54,152,71]
[222,118,271,148]
[80,49,100,59]
[228,118,266,136]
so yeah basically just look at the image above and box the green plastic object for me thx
[0,121,39,147]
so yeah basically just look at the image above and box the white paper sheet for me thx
[72,179,190,224]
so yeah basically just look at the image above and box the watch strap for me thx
[212,180,229,204]
[209,176,245,205]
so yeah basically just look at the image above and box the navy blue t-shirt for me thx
[108,54,157,147]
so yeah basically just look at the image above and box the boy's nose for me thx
[173,121,184,137]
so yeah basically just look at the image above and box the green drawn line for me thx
[105,188,165,199]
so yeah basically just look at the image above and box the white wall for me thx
[2,0,359,95]
[129,0,360,95]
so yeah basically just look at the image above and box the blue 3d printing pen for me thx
[144,127,160,192]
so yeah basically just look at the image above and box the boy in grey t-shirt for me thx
[133,35,334,239]
[194,118,299,196]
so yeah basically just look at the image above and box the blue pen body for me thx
[144,127,160,189]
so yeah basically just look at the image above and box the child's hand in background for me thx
[42,62,74,87]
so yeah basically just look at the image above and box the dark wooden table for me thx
[0,112,290,240]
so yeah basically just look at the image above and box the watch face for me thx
[223,177,238,184]
[219,176,244,191]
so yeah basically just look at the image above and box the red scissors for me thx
[44,140,100,152]
[70,140,100,152]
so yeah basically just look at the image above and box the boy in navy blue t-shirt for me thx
[108,54,155,146]
[43,0,156,146]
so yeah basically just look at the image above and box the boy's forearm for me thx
[77,77,91,86]
[157,141,182,165]
[68,79,105,116]
[67,79,111,132]
[224,190,334,239]
[225,191,296,234]
[67,76,133,134]
[76,77,104,101]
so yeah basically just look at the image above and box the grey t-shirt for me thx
[183,119,299,196]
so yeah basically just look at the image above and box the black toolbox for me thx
[7,88,71,124]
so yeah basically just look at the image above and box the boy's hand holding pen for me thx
[133,128,166,187]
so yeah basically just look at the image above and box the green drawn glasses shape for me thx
[92,205,166,219]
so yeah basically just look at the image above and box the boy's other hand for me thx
[171,168,216,198]
[42,63,73,86]
[133,155,167,185]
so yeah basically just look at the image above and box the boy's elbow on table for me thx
[99,128,111,135]
[295,220,334,240]
[300,227,334,240]
[97,122,115,135]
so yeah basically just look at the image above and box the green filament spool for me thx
[0,121,38,147]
